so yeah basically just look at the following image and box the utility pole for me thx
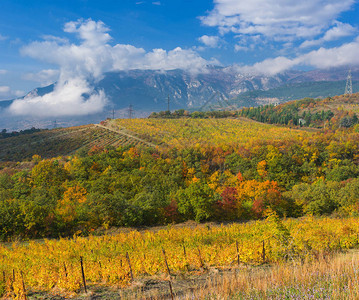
[167,95,170,112]
[128,104,134,119]
[53,120,57,129]
[112,109,115,119]
[345,69,353,95]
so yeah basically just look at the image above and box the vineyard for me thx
[0,117,314,161]
[0,124,150,161]
[1,215,359,299]
[105,117,312,149]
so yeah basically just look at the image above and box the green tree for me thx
[176,181,219,222]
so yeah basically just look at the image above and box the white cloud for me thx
[300,40,359,69]
[198,35,221,48]
[152,1,161,5]
[0,86,24,100]
[300,22,356,48]
[0,70,7,75]
[323,22,356,41]
[201,0,355,41]
[21,19,212,79]
[235,57,299,75]
[23,69,60,86]
[41,35,69,44]
[0,34,7,41]
[64,19,112,47]
[0,86,10,93]
[235,37,359,75]
[144,47,217,72]
[234,44,249,52]
[14,90,25,97]
[13,19,214,117]
[300,39,322,49]
[9,78,107,117]
[234,34,261,51]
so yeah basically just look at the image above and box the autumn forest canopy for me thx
[1,94,359,241]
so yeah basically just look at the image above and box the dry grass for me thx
[181,250,359,299]
[116,250,359,299]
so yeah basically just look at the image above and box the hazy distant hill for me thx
[233,80,359,107]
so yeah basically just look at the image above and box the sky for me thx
[0,0,359,116]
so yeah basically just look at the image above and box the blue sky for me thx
[1,0,359,115]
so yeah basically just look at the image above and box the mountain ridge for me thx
[1,66,358,130]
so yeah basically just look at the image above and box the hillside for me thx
[233,80,359,107]
[2,105,359,300]
[0,116,313,161]
[102,117,311,149]
[0,124,151,161]
[240,92,359,128]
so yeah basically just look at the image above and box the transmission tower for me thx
[128,104,134,119]
[345,69,353,95]
[53,120,57,129]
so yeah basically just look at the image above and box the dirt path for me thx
[94,124,158,148]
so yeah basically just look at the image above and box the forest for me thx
[1,118,359,240]
[240,94,359,128]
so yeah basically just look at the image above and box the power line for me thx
[128,104,134,119]
[345,69,353,95]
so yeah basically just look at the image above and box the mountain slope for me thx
[1,66,358,130]
[233,80,359,107]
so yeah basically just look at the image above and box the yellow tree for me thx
[56,185,87,223]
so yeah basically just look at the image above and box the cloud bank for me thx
[235,36,359,75]
[10,78,106,117]
[201,0,355,41]
[10,19,215,117]
[199,0,359,75]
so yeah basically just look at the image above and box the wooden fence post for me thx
[126,252,134,281]
[20,271,28,300]
[262,240,266,263]
[197,247,204,269]
[63,262,68,278]
[162,248,171,277]
[236,241,240,266]
[80,256,87,293]
[168,280,175,300]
